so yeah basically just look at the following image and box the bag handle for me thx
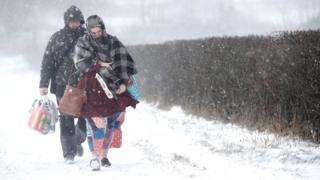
[39,95,50,107]
[82,74,88,92]
[75,73,89,91]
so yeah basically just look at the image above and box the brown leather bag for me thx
[58,85,87,117]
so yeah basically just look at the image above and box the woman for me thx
[73,15,139,171]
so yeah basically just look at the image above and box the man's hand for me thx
[40,88,48,96]
[116,84,126,95]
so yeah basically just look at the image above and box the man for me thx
[39,5,86,164]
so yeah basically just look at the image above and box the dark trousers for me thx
[56,85,86,158]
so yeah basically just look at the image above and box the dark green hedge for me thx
[129,30,320,142]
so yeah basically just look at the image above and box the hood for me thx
[64,5,85,25]
[86,15,107,37]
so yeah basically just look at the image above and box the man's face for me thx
[68,20,81,29]
[90,26,103,39]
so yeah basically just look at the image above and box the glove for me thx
[40,88,48,96]
[116,84,126,95]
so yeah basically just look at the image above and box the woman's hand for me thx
[116,84,126,94]
[98,61,112,69]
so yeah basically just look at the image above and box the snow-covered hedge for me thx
[129,30,320,142]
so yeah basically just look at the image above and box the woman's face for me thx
[90,26,103,39]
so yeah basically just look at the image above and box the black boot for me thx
[101,157,111,167]
[64,154,75,164]
[60,114,77,160]
[60,135,76,160]
[76,144,84,157]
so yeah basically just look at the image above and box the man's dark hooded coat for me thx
[39,5,86,159]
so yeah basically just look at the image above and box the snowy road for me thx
[0,55,320,180]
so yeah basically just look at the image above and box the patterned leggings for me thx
[86,111,125,159]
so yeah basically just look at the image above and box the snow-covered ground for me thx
[0,55,320,180]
